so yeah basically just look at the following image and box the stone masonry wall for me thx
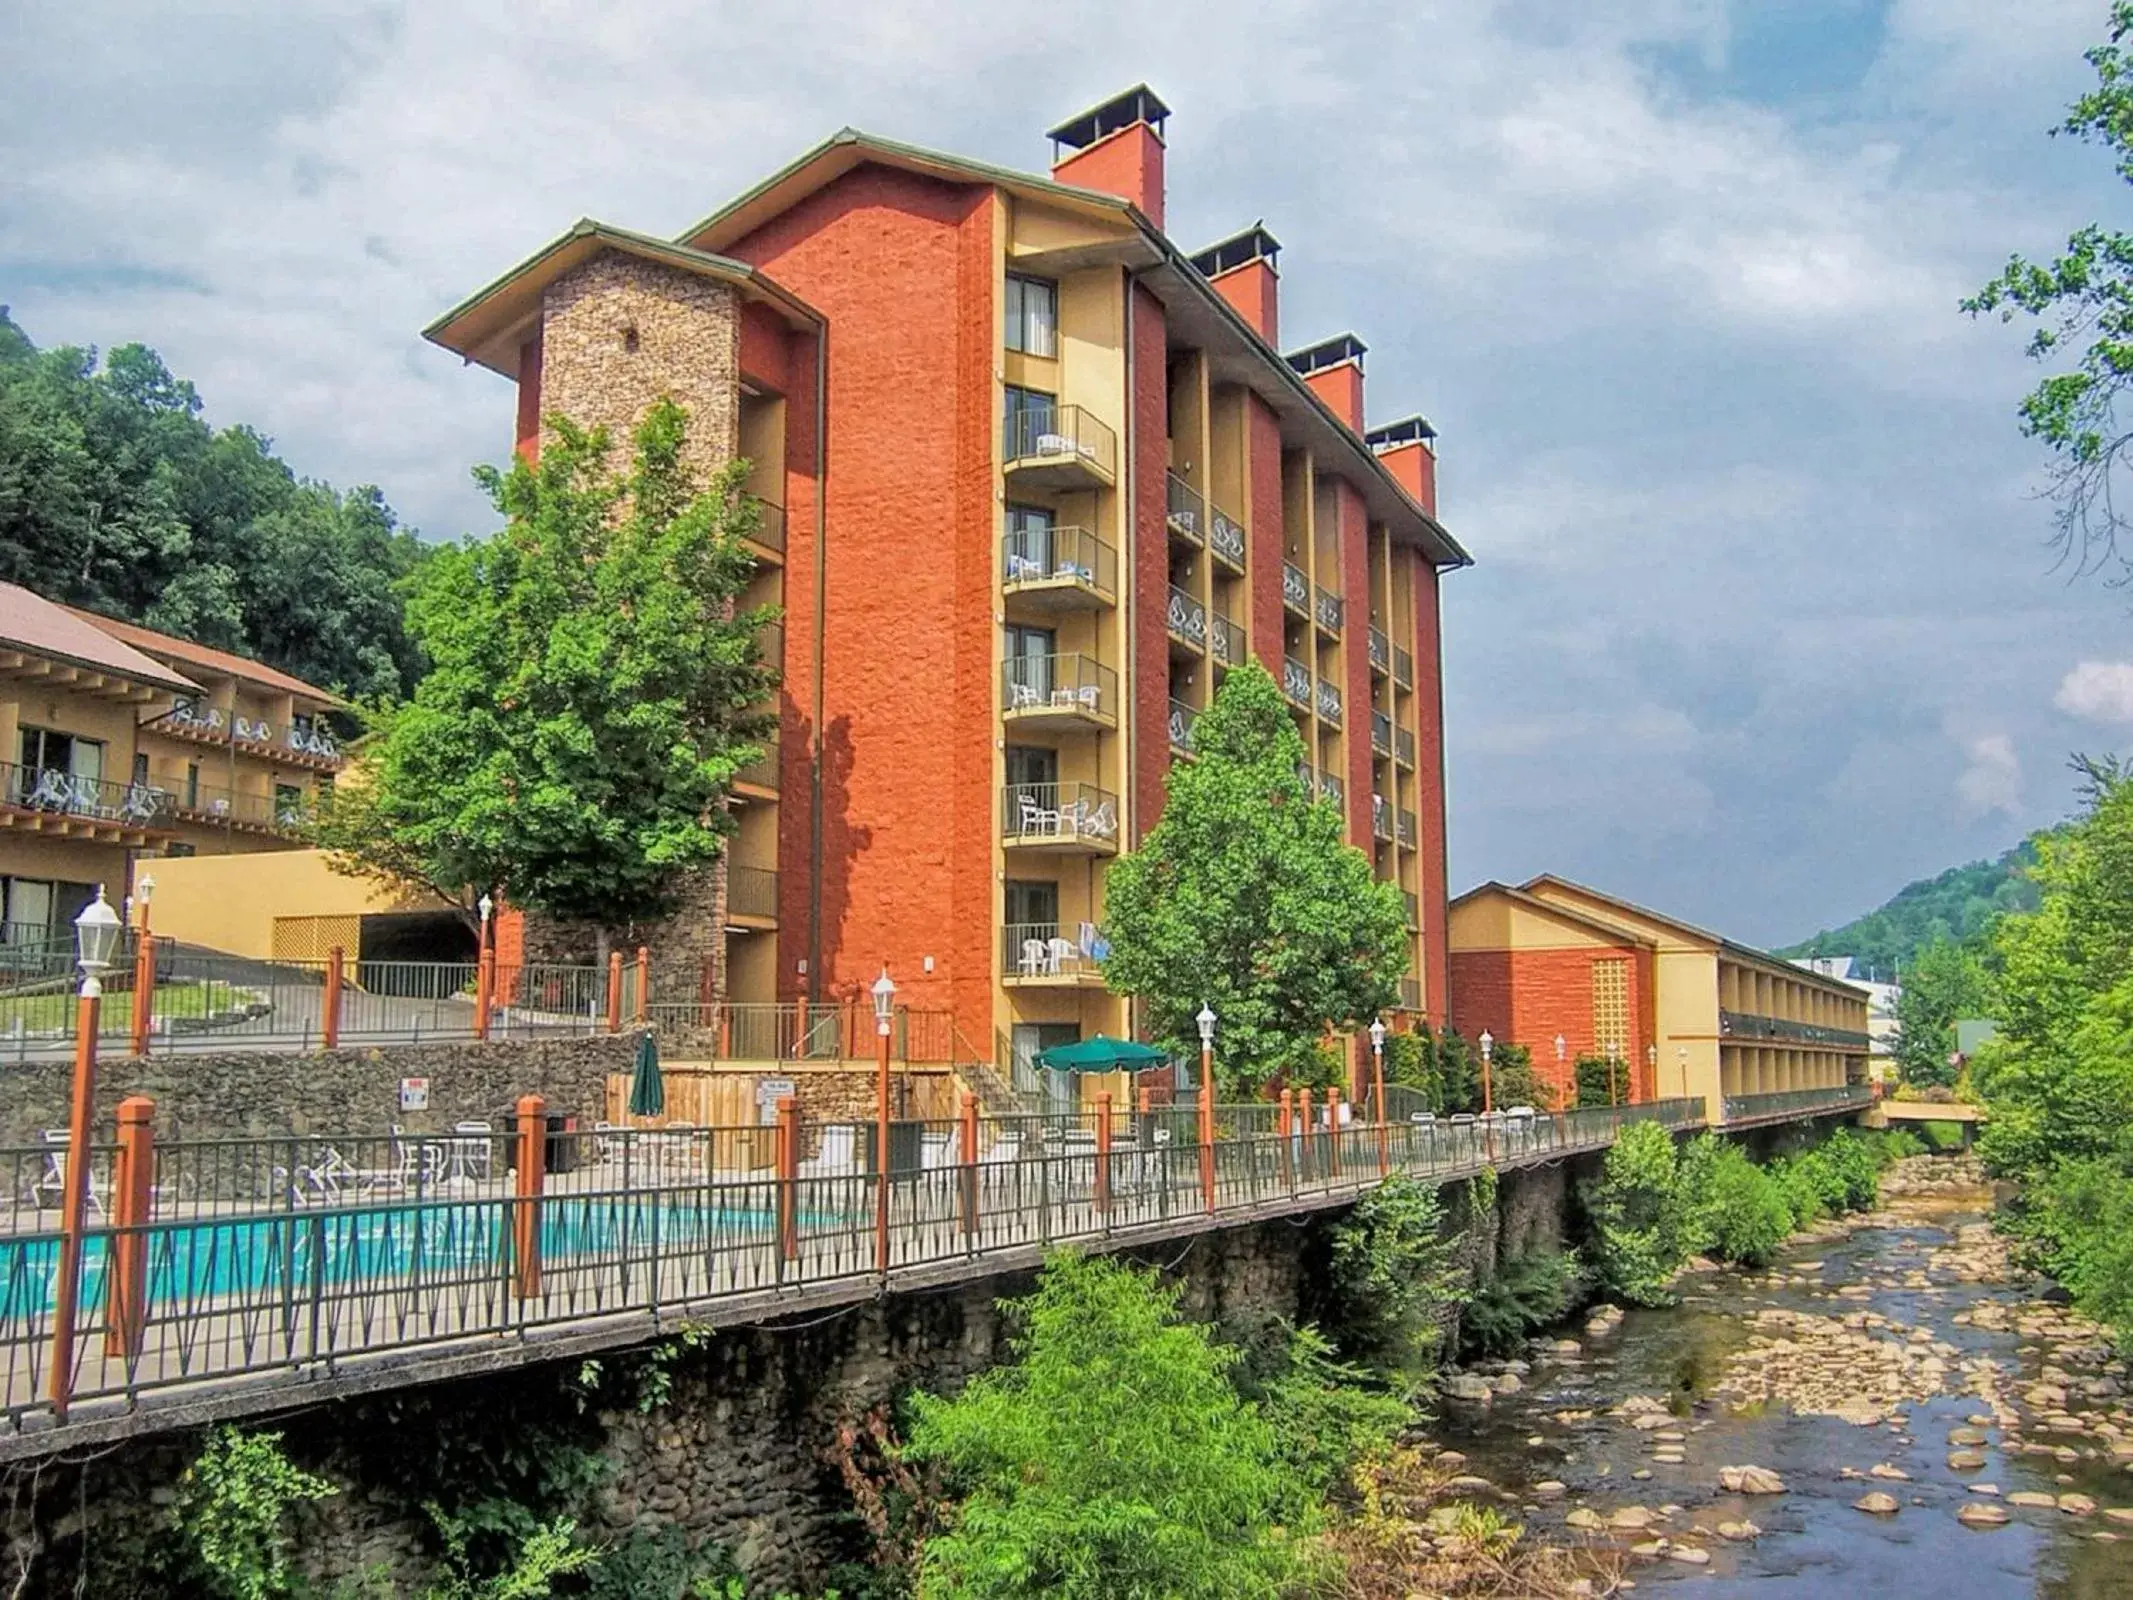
[0,1034,635,1144]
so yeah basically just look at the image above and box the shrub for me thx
[1921,1119,1970,1152]
[1583,1121,1691,1305]
[171,1426,337,1600]
[1459,1248,1583,1359]
[1324,1175,1465,1384]
[1573,1054,1624,1108]
[1698,1145,1794,1267]
[1229,1319,1412,1499]
[1485,1041,1551,1111]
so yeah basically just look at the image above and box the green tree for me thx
[1100,661,1409,1096]
[1965,3,2133,574]
[1321,1174,1465,1385]
[904,1252,1312,1599]
[1777,842,2039,974]
[1894,938,1994,1088]
[1582,1121,1689,1306]
[171,1426,337,1600]
[317,402,776,932]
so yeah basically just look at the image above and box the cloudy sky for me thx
[6,0,2130,946]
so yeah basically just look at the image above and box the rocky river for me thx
[1421,1153,2133,1596]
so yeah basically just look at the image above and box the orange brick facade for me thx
[1448,946,1655,1105]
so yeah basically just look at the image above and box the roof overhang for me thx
[424,219,824,381]
[1451,881,1660,948]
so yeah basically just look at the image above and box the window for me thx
[19,728,101,783]
[185,762,200,809]
[275,783,304,824]
[132,753,149,787]
[1003,385,1057,459]
[1005,879,1060,936]
[1005,275,1058,358]
[1004,624,1057,704]
[1005,504,1055,577]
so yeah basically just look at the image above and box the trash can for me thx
[546,1114,580,1174]
[863,1120,928,1176]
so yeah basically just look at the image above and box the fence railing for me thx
[1002,524,1116,602]
[643,1001,961,1065]
[1721,1084,1875,1124]
[0,762,174,833]
[1005,404,1117,481]
[1002,652,1116,723]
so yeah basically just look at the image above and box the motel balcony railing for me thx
[1002,525,1116,605]
[1721,1084,1875,1125]
[1719,1011,1873,1051]
[1399,977,1423,1010]
[1404,891,1420,930]
[1371,710,1394,757]
[1282,561,1310,615]
[1168,698,1199,754]
[1315,680,1343,726]
[1005,923,1105,982]
[1296,762,1315,792]
[745,496,785,555]
[1002,653,1117,724]
[735,739,779,793]
[1314,586,1345,635]
[1005,404,1117,482]
[2,762,176,833]
[1396,727,1416,768]
[1165,472,1207,546]
[1210,612,1245,668]
[1367,626,1391,675]
[1397,809,1418,848]
[1282,657,1313,709]
[727,866,779,922]
[1166,585,1208,650]
[1320,773,1344,808]
[1003,782,1120,849]
[170,782,315,835]
[1372,793,1393,842]
[1394,645,1415,688]
[1209,506,1247,571]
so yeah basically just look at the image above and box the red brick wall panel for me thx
[737,299,795,393]
[1051,125,1164,228]
[1210,262,1277,344]
[774,327,822,998]
[514,335,542,464]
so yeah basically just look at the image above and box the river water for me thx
[1429,1157,2133,1597]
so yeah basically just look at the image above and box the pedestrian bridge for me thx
[0,1084,1873,1461]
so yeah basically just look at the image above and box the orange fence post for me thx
[323,946,344,1052]
[47,988,101,1419]
[1328,1087,1343,1178]
[1197,1044,1217,1215]
[129,933,154,1059]
[959,1090,980,1239]
[512,1094,546,1299]
[1095,1091,1113,1220]
[1278,1088,1295,1187]
[634,946,650,1025]
[105,1095,156,1361]
[793,997,808,1060]
[776,1094,800,1262]
[476,946,494,1042]
[605,951,624,1035]
[1297,1087,1314,1182]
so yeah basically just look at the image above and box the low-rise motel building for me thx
[423,85,1469,1080]
[1446,876,1872,1124]
[0,582,345,943]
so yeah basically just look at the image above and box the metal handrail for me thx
[728,866,778,920]
[1315,680,1343,725]
[1165,472,1206,544]
[1282,562,1310,613]
[1166,585,1208,649]
[1209,506,1247,570]
[1367,627,1391,674]
[1,762,175,831]
[1314,586,1344,634]
[1003,525,1116,601]
[1006,404,1117,479]
[1003,782,1119,846]
[1168,699,1199,753]
[1371,711,1394,756]
[1282,657,1312,708]
[1002,653,1116,721]
[1210,612,1245,667]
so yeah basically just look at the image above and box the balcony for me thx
[1209,506,1247,573]
[1210,612,1245,668]
[744,496,785,560]
[170,780,313,837]
[1397,809,1417,848]
[1296,761,1315,791]
[1,761,179,845]
[1319,773,1344,808]
[1166,584,1208,653]
[728,865,779,926]
[1367,627,1391,677]
[1404,890,1420,930]
[1168,698,1199,754]
[1371,711,1393,757]
[1005,923,1107,987]
[1281,562,1310,616]
[1003,526,1116,611]
[1398,977,1422,1012]
[1395,727,1416,768]
[1394,646,1415,688]
[1314,586,1345,636]
[1004,782,1120,855]
[1003,653,1117,730]
[735,738,779,798]
[1371,793,1393,842]
[1282,657,1312,710]
[1005,404,1117,489]
[283,718,342,767]
[1719,1011,1873,1051]
[1315,680,1342,726]
[1165,473,1206,547]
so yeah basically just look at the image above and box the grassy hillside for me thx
[1777,840,2042,975]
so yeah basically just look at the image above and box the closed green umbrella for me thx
[1034,1035,1170,1073]
[627,1029,665,1118]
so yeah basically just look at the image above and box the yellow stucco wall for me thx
[146,849,440,958]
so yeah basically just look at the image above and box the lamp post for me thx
[1478,1028,1495,1161]
[873,966,896,1273]
[1646,1042,1658,1106]
[47,888,122,1417]
[1554,1032,1567,1106]
[1196,1004,1217,1213]
[1606,1041,1620,1107]
[134,872,154,937]
[475,891,495,1040]
[1368,1017,1388,1176]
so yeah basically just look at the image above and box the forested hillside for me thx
[1778,839,2042,973]
[0,308,426,698]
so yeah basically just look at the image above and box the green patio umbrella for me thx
[626,1028,665,1118]
[1033,1035,1170,1073]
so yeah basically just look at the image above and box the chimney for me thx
[1189,224,1280,344]
[1366,415,1438,517]
[1048,85,1170,229]
[1287,333,1366,434]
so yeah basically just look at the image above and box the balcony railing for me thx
[1315,680,1343,725]
[1314,586,1345,635]
[166,699,342,766]
[1282,562,1310,615]
[1721,1084,1875,1125]
[1282,657,1312,709]
[745,496,785,555]
[728,865,779,921]
[1320,773,1344,808]
[735,739,779,793]
[1003,653,1117,724]
[1210,612,1245,667]
[1367,626,1391,675]
[1005,404,1117,483]
[1005,923,1104,983]
[1397,809,1417,848]
[1165,472,1206,545]
[1168,698,1199,753]
[1372,793,1393,842]
[1404,890,1420,929]
[1167,584,1208,650]
[1371,710,1394,757]
[3,762,176,833]
[1719,1011,1873,1051]
[1394,645,1415,688]
[1209,507,1247,571]
[1396,727,1416,768]
[1296,762,1315,791]
[1004,782,1120,849]
[169,781,312,834]
[1003,525,1116,605]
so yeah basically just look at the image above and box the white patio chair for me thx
[34,1130,106,1220]
[1020,939,1051,977]
[1009,680,1042,711]
[983,1129,1023,1164]
[1018,792,1059,837]
[1075,684,1101,712]
[1082,800,1117,839]
[451,1121,495,1181]
[1046,937,1077,975]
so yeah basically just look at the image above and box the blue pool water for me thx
[1,1192,830,1318]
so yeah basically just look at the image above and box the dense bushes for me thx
[1582,1122,1691,1305]
[1323,1175,1465,1386]
[1458,1249,1583,1359]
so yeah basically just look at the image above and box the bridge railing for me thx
[0,1094,1703,1442]
[1721,1084,1875,1126]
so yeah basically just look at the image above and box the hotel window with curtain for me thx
[1005,275,1058,358]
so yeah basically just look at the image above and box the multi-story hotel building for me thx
[0,582,345,944]
[426,87,1467,1071]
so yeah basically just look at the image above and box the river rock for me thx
[1668,1545,1711,1564]
[1610,1506,1659,1529]
[2008,1491,2058,1508]
[1854,1491,1901,1515]
[1565,1507,1606,1531]
[1870,1463,1911,1480]
[1950,1426,1990,1446]
[1970,1484,2001,1496]
[1493,1372,1524,1395]
[1441,1373,1494,1402]
[1948,1450,1989,1470]
[1534,1481,1567,1499]
[1959,1502,2012,1527]
[1717,1519,1761,1541]
[1720,1465,1786,1495]
[2061,1493,2098,1516]
[2103,1507,2133,1525]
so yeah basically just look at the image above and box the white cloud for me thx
[2054,660,2133,724]
[1956,733,2024,819]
